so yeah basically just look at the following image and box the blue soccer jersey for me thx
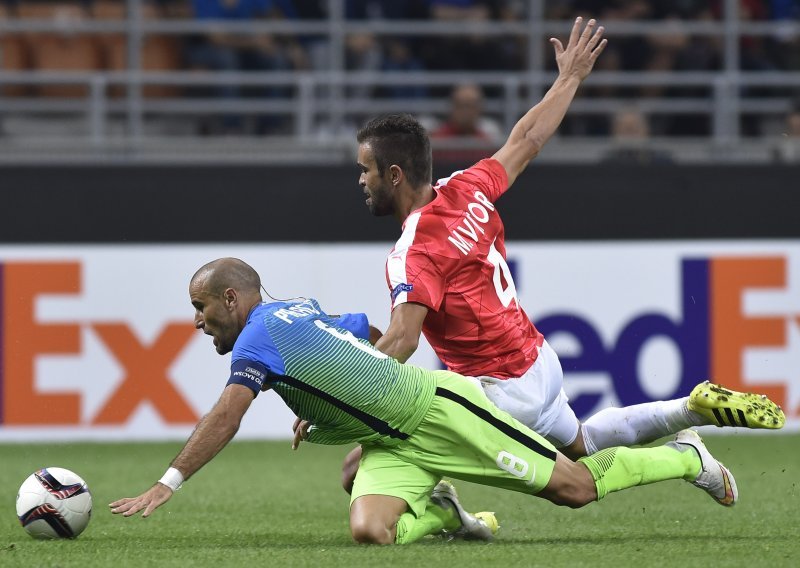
[227,299,436,446]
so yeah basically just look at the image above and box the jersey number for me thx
[496,451,535,485]
[488,241,518,307]
[314,320,388,359]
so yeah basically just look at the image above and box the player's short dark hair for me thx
[357,114,432,189]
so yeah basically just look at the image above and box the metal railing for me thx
[0,0,798,163]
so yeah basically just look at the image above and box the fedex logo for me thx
[0,261,198,426]
[533,257,796,421]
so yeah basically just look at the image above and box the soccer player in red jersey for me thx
[292,17,784,495]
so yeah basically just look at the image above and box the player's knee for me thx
[350,519,393,545]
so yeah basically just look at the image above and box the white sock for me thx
[581,397,705,455]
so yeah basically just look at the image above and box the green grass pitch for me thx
[1,434,797,567]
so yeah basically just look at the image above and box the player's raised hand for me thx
[550,17,606,82]
[109,483,173,518]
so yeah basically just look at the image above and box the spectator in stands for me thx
[601,107,674,165]
[420,0,514,75]
[342,32,428,98]
[377,38,428,99]
[342,2,429,100]
[343,31,384,103]
[773,98,800,163]
[766,0,800,73]
[346,0,428,19]
[561,2,722,137]
[430,82,501,164]
[770,0,800,19]
[184,0,308,134]
[349,1,431,83]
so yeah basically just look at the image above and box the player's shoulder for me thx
[243,299,324,331]
[435,158,505,189]
[267,298,327,322]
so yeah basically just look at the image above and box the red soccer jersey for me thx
[385,158,544,379]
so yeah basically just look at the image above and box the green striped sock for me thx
[395,500,459,544]
[578,444,701,500]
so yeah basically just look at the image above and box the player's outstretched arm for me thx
[109,384,254,518]
[492,16,606,187]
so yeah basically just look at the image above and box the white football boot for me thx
[430,480,498,540]
[673,429,738,506]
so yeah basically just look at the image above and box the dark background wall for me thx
[1,164,797,243]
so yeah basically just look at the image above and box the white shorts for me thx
[476,340,580,448]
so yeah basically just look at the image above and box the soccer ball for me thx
[16,467,92,539]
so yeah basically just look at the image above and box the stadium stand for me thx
[92,0,182,98]
[0,0,798,162]
[17,2,101,98]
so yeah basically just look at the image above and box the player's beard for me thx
[366,182,394,217]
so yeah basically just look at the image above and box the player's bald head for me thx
[191,258,261,296]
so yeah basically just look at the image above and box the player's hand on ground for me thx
[551,16,606,82]
[109,483,173,518]
[292,417,311,450]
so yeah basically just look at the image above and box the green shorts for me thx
[350,371,559,517]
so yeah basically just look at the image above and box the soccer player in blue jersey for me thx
[111,257,739,544]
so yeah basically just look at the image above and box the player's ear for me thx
[223,288,237,309]
[389,165,402,187]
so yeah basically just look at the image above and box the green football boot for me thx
[688,381,785,429]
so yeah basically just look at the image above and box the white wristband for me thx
[158,467,184,491]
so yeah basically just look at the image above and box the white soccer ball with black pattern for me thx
[16,467,92,539]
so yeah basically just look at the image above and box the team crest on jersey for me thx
[391,283,413,300]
